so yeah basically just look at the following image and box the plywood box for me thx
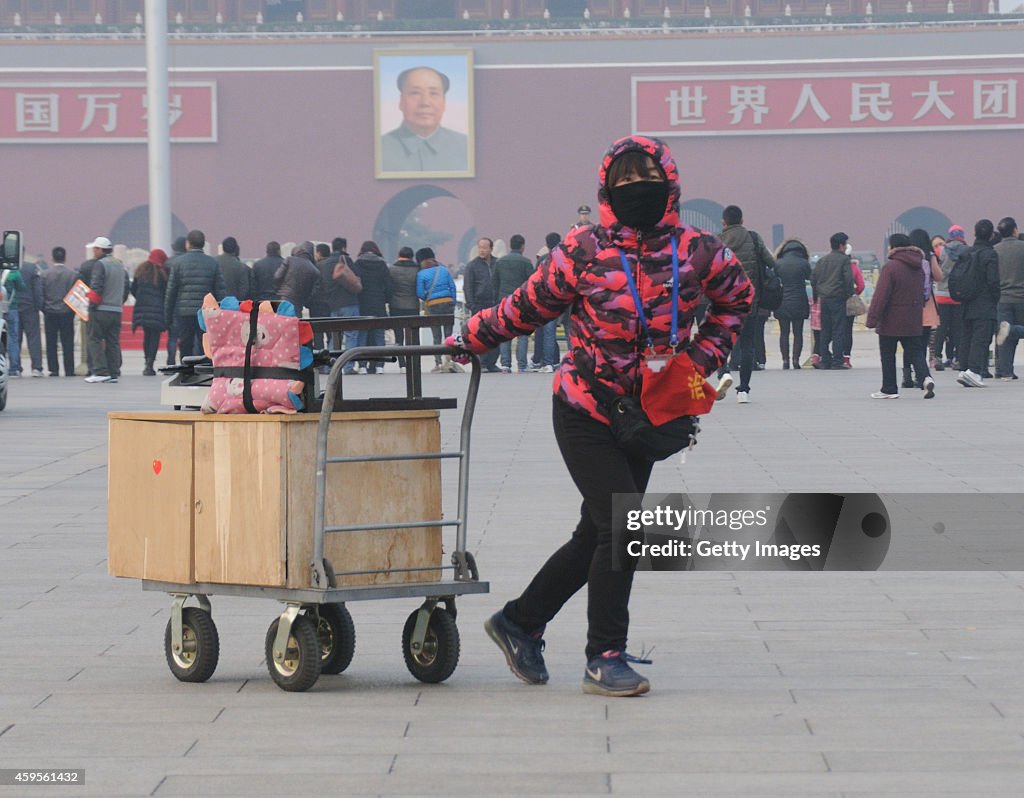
[108,411,443,588]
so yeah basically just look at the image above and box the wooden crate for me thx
[108,411,443,588]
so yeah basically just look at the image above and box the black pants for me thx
[142,327,162,366]
[166,317,178,366]
[844,315,855,357]
[879,335,926,395]
[19,307,43,372]
[390,307,419,368]
[818,297,848,367]
[777,317,804,364]
[753,311,767,365]
[176,314,202,359]
[933,303,961,364]
[504,397,654,660]
[963,318,994,375]
[902,327,933,384]
[717,313,756,392]
[44,311,76,376]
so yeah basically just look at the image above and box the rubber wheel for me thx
[265,613,321,692]
[164,607,219,683]
[401,607,460,684]
[317,603,356,675]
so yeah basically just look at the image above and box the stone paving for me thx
[1,334,1023,796]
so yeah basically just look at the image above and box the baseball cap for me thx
[578,205,591,214]
[86,236,112,249]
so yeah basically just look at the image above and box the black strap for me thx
[214,366,313,385]
[242,302,259,414]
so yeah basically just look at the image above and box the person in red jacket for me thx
[449,135,752,696]
[865,233,935,399]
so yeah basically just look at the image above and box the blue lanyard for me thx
[617,237,680,351]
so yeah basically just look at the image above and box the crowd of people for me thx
[3,213,1023,392]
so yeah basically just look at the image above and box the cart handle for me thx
[311,345,481,588]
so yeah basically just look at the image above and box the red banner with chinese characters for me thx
[633,69,1022,137]
[0,82,217,143]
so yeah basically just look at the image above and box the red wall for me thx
[2,50,1022,267]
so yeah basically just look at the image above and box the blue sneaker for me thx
[484,611,549,685]
[582,650,652,697]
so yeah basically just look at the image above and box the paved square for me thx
[1,335,1023,796]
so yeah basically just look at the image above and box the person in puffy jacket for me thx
[350,241,393,374]
[274,241,320,316]
[131,249,169,376]
[772,238,811,369]
[450,135,752,697]
[865,234,935,399]
[957,219,1001,388]
[416,248,459,372]
[164,229,226,358]
[935,225,968,369]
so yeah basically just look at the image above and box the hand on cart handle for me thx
[444,334,473,365]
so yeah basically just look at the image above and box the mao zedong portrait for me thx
[381,66,469,173]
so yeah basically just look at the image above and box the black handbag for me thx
[576,356,698,462]
[606,393,699,461]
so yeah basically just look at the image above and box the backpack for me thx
[749,231,783,312]
[947,248,981,303]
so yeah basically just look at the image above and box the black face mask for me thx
[609,181,670,232]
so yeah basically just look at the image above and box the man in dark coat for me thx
[41,246,77,377]
[463,236,499,371]
[217,236,253,302]
[811,232,855,370]
[164,229,226,358]
[274,241,320,315]
[491,234,534,372]
[253,241,284,302]
[957,219,1001,388]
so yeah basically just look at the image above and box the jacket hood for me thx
[292,241,315,261]
[889,246,925,269]
[597,135,681,242]
[776,238,809,260]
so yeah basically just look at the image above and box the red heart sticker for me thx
[152,459,162,475]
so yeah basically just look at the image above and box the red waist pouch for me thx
[640,351,716,426]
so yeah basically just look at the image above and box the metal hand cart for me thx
[139,344,488,692]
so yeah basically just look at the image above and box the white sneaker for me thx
[923,376,935,399]
[957,370,985,388]
[736,391,750,404]
[539,365,554,373]
[871,392,899,399]
[996,321,1011,346]
[715,373,733,401]
[84,375,111,383]
[31,369,44,378]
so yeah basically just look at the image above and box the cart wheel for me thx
[265,613,321,692]
[401,607,460,684]
[317,603,356,675]
[164,607,220,683]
